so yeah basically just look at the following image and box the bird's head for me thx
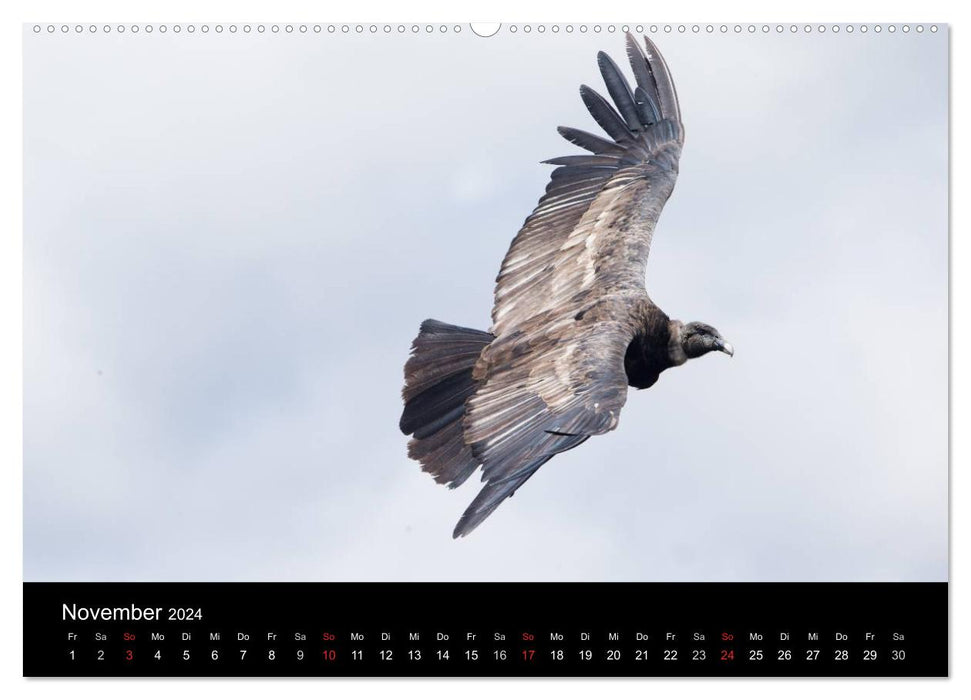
[681,321,734,359]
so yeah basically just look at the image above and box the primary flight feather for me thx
[399,35,733,538]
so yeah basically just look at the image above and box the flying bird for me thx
[399,35,733,538]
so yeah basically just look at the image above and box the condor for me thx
[400,35,732,537]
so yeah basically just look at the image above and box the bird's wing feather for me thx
[490,34,683,338]
[454,312,634,536]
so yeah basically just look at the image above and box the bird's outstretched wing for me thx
[490,34,684,338]
[454,36,685,537]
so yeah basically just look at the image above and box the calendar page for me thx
[22,21,948,677]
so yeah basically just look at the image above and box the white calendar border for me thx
[1,0,964,698]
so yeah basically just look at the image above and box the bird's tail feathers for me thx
[399,319,493,488]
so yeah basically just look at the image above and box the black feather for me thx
[411,404,466,441]
[579,85,633,143]
[550,165,615,181]
[542,155,622,166]
[625,32,660,104]
[642,35,681,123]
[556,126,626,155]
[400,370,477,437]
[633,86,661,126]
[597,51,642,131]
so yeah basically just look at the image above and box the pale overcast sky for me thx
[24,25,947,581]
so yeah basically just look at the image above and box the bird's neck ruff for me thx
[623,310,680,389]
[667,320,688,367]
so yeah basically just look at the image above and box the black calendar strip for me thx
[23,582,947,677]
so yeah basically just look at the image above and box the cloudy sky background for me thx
[23,26,947,581]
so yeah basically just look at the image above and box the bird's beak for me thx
[717,340,735,357]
